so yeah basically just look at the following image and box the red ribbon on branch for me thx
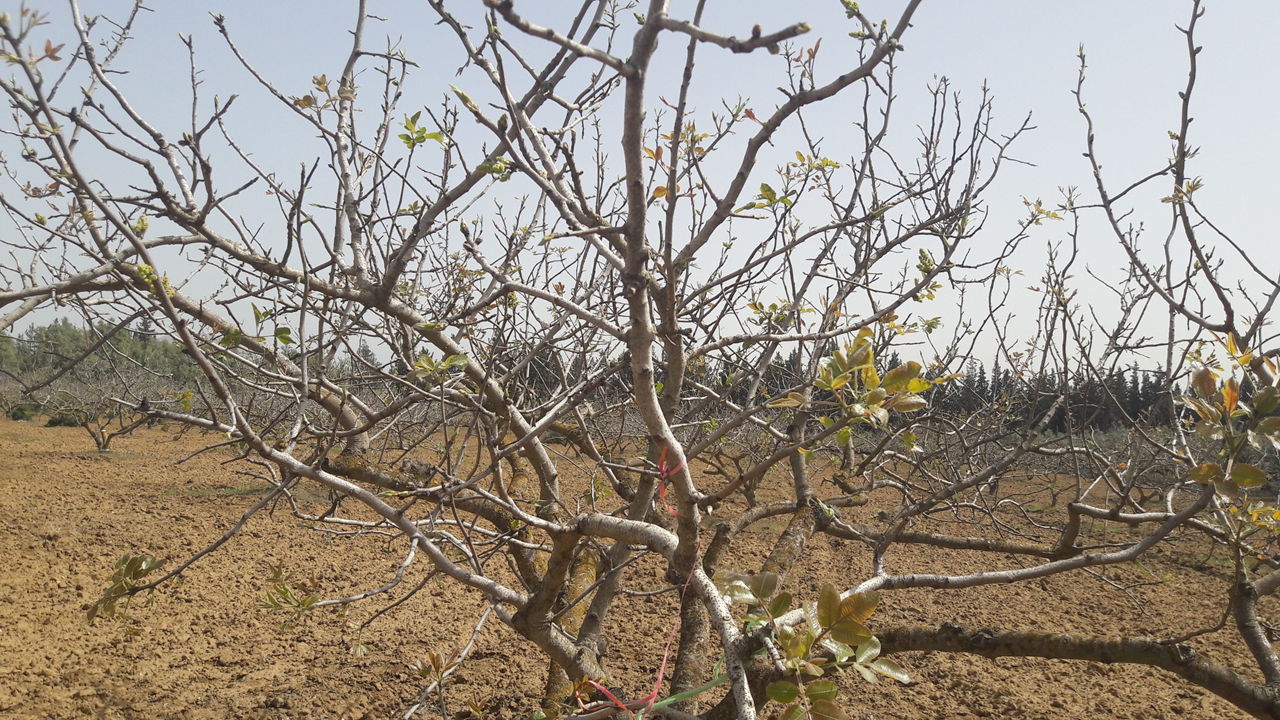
[657,445,687,517]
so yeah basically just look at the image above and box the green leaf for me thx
[906,377,932,394]
[1192,366,1217,399]
[760,183,777,204]
[776,625,799,654]
[780,701,806,720]
[766,681,800,704]
[715,572,757,605]
[840,591,879,625]
[274,327,294,345]
[1216,479,1241,501]
[1257,416,1280,437]
[651,673,730,710]
[869,657,910,684]
[767,392,806,408]
[817,583,841,628]
[219,328,243,348]
[880,361,922,393]
[1189,463,1225,484]
[449,84,477,110]
[853,663,877,683]
[1254,386,1280,416]
[1196,420,1223,440]
[810,699,851,720]
[862,365,880,389]
[830,620,872,646]
[848,340,873,369]
[1179,396,1221,423]
[805,680,839,702]
[888,394,927,413]
[821,638,855,663]
[769,592,793,618]
[750,571,778,601]
[805,599,823,639]
[477,157,509,175]
[1231,463,1267,488]
[855,636,881,664]
[836,426,851,447]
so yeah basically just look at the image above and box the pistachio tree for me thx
[4,1,1280,719]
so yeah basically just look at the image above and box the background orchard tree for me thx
[0,316,197,448]
[3,0,1280,718]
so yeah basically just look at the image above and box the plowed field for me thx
[0,420,1265,719]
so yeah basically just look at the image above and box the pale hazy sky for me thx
[29,1,1280,350]
[80,0,1279,236]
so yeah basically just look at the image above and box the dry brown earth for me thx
[0,419,1269,719]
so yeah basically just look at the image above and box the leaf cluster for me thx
[408,353,468,382]
[87,553,165,623]
[291,73,355,111]
[0,6,62,68]
[259,561,320,629]
[770,327,950,432]
[399,110,448,150]
[1180,336,1280,566]
[1180,339,1280,497]
[716,572,909,720]
[410,647,461,682]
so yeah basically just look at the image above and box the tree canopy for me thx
[2,1,1280,719]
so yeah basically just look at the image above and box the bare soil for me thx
[0,419,1269,719]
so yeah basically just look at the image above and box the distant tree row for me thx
[932,357,1179,433]
[3,319,1185,441]
[606,344,1183,437]
[0,317,200,384]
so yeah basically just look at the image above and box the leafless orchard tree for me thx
[3,0,1280,718]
